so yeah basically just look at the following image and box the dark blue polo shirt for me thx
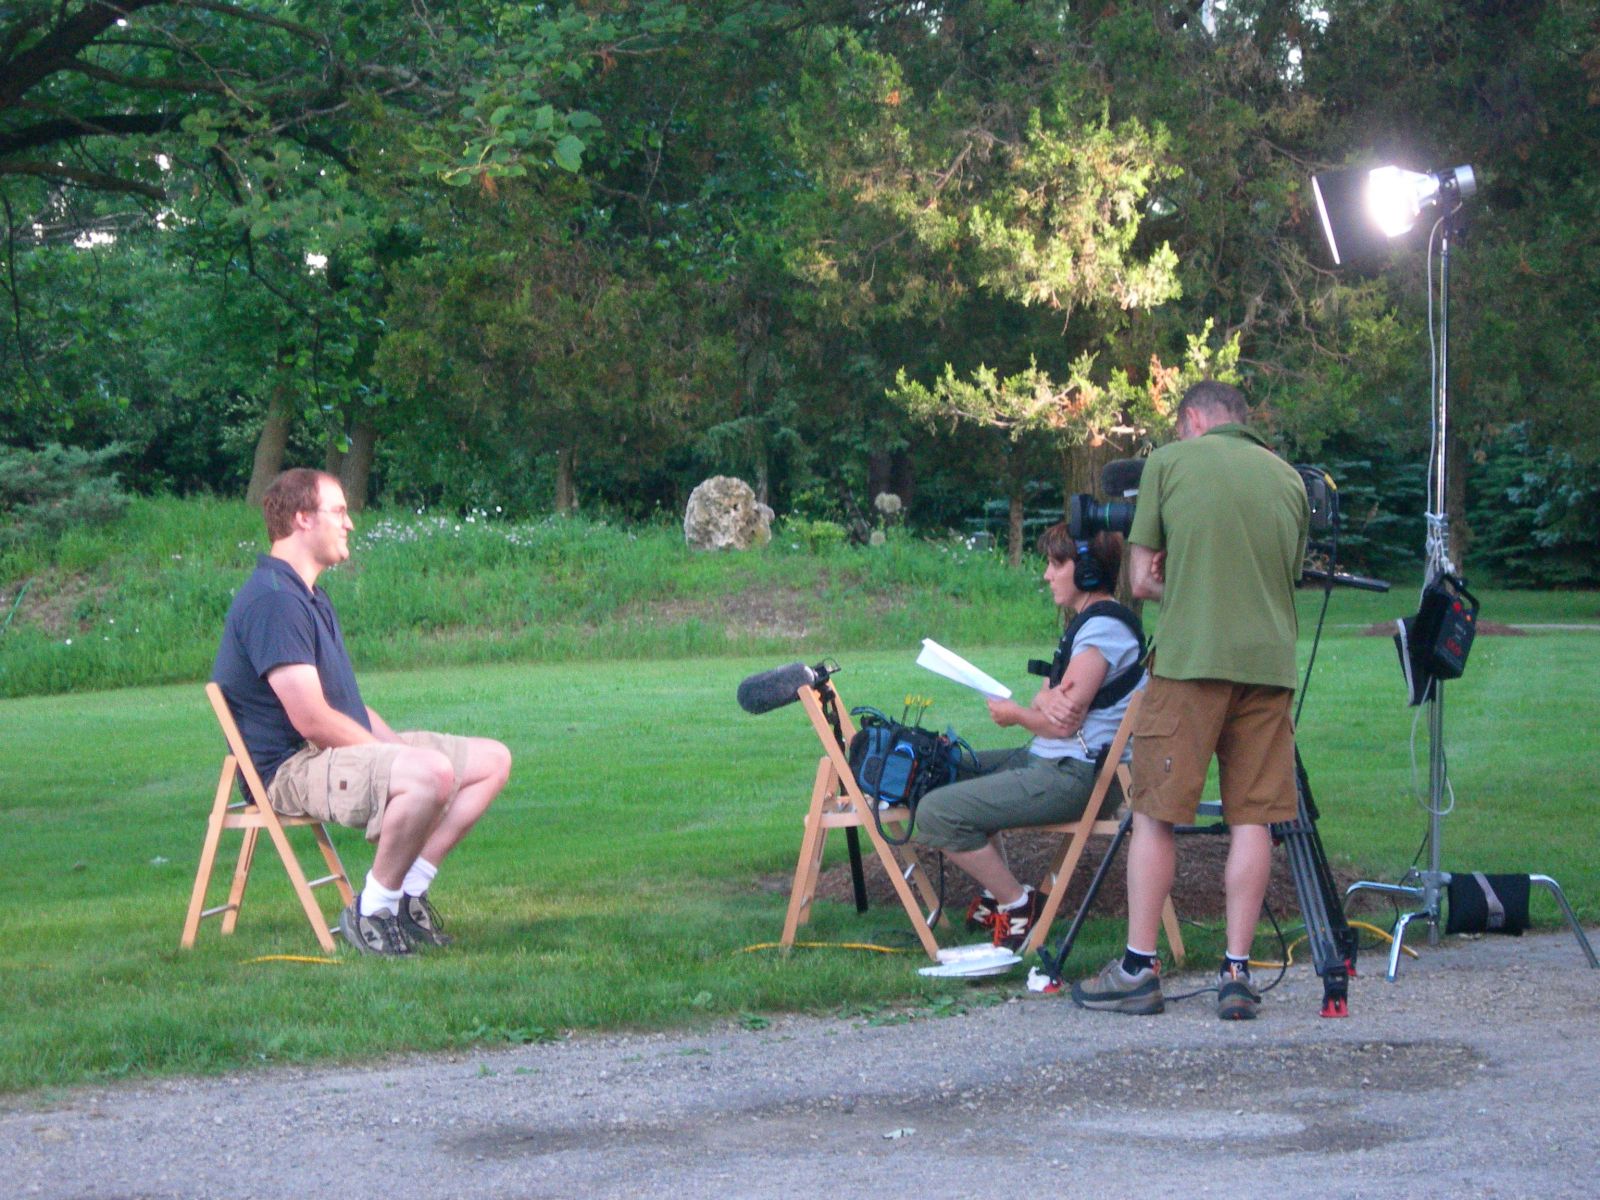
[211,555,370,785]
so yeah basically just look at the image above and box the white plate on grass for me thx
[916,943,1024,978]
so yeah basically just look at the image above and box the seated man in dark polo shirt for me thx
[213,468,512,955]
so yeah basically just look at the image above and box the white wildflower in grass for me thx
[873,492,902,517]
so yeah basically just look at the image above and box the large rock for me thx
[683,476,773,551]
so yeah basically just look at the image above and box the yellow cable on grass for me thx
[1248,920,1418,971]
[739,941,914,956]
[243,954,342,965]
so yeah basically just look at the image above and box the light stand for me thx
[1343,202,1463,977]
[1316,162,1598,978]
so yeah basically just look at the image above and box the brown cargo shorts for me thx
[265,731,473,842]
[1129,675,1297,826]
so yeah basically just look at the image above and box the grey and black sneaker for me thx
[1217,967,1261,1021]
[1070,957,1165,1015]
[339,901,413,956]
[397,892,453,949]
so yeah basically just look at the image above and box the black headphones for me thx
[1073,538,1109,592]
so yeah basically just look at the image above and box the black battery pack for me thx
[1394,574,1478,704]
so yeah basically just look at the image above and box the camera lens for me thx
[1069,494,1136,539]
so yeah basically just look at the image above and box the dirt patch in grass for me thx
[1361,619,1524,636]
[648,587,820,640]
[0,571,110,637]
[810,827,1358,924]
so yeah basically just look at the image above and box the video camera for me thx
[1067,458,1382,592]
[1068,458,1339,542]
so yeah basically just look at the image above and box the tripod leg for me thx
[1040,813,1131,982]
[1271,749,1355,1015]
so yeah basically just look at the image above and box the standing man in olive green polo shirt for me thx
[1072,381,1308,1020]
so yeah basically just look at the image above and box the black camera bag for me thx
[846,707,974,824]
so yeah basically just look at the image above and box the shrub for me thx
[0,443,131,549]
[779,515,848,552]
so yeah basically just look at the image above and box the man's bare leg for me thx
[369,747,455,890]
[420,737,511,866]
[1126,812,1176,953]
[1223,823,1272,960]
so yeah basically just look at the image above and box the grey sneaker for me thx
[1217,969,1261,1021]
[397,892,453,948]
[339,902,413,956]
[1070,957,1165,1015]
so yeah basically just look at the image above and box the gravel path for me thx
[5,930,1597,1199]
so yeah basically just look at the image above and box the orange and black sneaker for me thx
[964,890,998,931]
[988,888,1045,952]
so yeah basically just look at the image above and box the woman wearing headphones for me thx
[914,522,1145,951]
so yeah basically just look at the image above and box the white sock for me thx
[360,872,404,918]
[999,887,1033,912]
[401,857,438,898]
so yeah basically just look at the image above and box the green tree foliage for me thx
[1467,423,1600,588]
[0,0,1594,584]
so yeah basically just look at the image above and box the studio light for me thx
[1319,156,1597,978]
[1310,163,1476,265]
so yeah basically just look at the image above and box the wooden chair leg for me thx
[311,823,354,906]
[854,812,942,959]
[781,758,835,947]
[882,818,942,920]
[221,825,257,936]
[262,820,339,953]
[180,763,236,949]
[1160,896,1186,967]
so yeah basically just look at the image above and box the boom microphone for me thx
[736,661,833,714]
[1100,457,1146,497]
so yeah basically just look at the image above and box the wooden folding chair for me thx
[1015,690,1186,963]
[780,678,946,959]
[180,682,354,952]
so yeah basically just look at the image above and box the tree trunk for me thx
[867,450,893,504]
[244,364,293,505]
[340,420,377,513]
[1008,487,1025,569]
[1062,438,1125,510]
[323,430,344,477]
[890,449,916,514]
[754,455,769,507]
[554,448,577,515]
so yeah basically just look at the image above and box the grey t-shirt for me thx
[1030,615,1144,763]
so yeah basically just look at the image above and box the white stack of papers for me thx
[915,638,1011,699]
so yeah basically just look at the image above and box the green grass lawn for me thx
[2,615,1597,1095]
